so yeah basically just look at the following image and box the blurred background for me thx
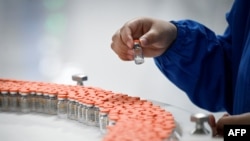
[0,0,233,115]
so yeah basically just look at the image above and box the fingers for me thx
[119,24,133,49]
[216,114,232,136]
[111,17,175,60]
[139,29,158,47]
[208,114,218,136]
[111,18,147,61]
[120,18,147,48]
[111,29,133,61]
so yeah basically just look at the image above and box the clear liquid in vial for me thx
[133,40,144,65]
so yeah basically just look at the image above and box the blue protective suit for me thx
[154,0,250,115]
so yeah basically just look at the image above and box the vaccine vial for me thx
[81,100,87,124]
[94,106,100,127]
[67,96,76,120]
[77,100,83,122]
[19,89,30,113]
[85,100,95,126]
[74,98,79,121]
[133,40,144,65]
[30,91,36,112]
[1,89,9,112]
[35,92,44,113]
[9,88,18,112]
[57,94,68,119]
[43,93,50,114]
[99,108,109,134]
[48,93,57,115]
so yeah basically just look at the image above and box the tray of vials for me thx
[0,78,176,141]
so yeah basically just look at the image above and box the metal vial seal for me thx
[133,40,144,65]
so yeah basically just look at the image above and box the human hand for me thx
[209,113,250,137]
[111,17,177,61]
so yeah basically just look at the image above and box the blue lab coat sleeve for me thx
[154,20,230,112]
[154,0,250,114]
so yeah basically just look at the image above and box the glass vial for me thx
[48,93,57,115]
[81,100,87,124]
[43,93,50,114]
[19,90,30,113]
[57,94,68,119]
[35,92,44,113]
[9,89,18,112]
[74,99,79,121]
[133,40,144,65]
[94,105,100,127]
[1,90,9,112]
[30,91,36,112]
[77,100,84,122]
[85,100,95,126]
[67,96,76,120]
[99,108,109,134]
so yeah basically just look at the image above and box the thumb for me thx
[139,30,158,47]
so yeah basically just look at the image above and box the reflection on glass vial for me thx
[48,94,57,115]
[85,101,95,126]
[77,101,83,122]
[133,40,144,65]
[99,108,109,134]
[35,92,43,113]
[43,93,50,114]
[9,90,18,112]
[20,92,30,113]
[30,92,36,112]
[74,99,79,120]
[81,102,87,124]
[57,95,68,119]
[94,105,100,127]
[1,90,9,111]
[67,97,76,120]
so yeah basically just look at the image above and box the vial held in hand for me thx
[133,40,144,65]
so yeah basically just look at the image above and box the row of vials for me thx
[0,77,176,141]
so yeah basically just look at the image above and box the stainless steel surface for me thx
[0,112,103,141]
[151,100,223,141]
[190,113,210,135]
[72,74,88,86]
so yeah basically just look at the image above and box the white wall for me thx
[0,0,234,116]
